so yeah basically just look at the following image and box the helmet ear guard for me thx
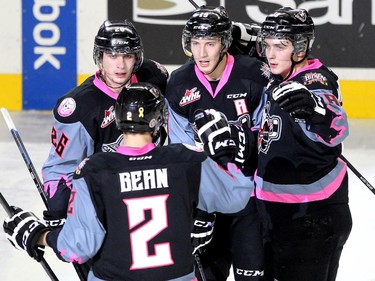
[182,6,233,57]
[115,82,167,138]
[93,20,144,72]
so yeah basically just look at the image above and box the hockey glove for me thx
[230,21,261,58]
[229,119,257,176]
[43,210,66,229]
[44,178,72,213]
[3,206,49,261]
[191,210,216,255]
[272,81,326,122]
[194,109,237,168]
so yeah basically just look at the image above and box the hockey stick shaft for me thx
[194,253,206,281]
[188,0,199,8]
[0,192,60,281]
[340,155,375,195]
[1,108,48,207]
[1,108,86,281]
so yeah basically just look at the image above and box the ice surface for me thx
[0,112,374,281]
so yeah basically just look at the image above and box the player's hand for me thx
[43,210,66,229]
[194,109,237,168]
[191,210,216,255]
[272,81,326,121]
[44,179,71,214]
[3,206,49,261]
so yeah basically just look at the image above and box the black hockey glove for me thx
[191,210,216,255]
[44,178,71,214]
[43,210,66,229]
[229,119,257,176]
[230,21,261,58]
[194,109,237,168]
[3,206,49,261]
[271,81,326,122]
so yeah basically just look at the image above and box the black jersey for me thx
[255,58,350,223]
[166,54,269,175]
[46,143,253,281]
[166,54,269,134]
[42,59,168,211]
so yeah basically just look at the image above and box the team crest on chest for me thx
[179,87,201,106]
[258,102,282,154]
[101,105,116,128]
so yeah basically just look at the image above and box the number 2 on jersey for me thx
[124,194,174,270]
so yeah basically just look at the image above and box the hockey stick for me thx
[188,0,199,9]
[0,192,59,281]
[194,253,207,281]
[1,108,48,206]
[0,108,86,281]
[340,155,375,195]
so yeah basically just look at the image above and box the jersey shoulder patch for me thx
[57,97,76,117]
[53,76,111,123]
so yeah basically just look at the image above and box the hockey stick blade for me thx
[0,108,87,281]
[340,155,375,195]
[0,192,60,281]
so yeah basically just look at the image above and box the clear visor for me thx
[103,50,136,56]
[182,29,232,57]
[256,32,310,57]
[101,46,139,55]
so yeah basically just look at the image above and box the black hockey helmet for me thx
[115,82,167,137]
[182,6,233,57]
[93,20,144,72]
[256,7,315,56]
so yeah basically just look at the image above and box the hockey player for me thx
[41,19,168,227]
[165,5,269,281]
[3,82,254,281]
[254,7,352,281]
[40,19,168,279]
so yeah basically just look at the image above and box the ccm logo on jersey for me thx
[179,87,201,106]
[235,267,264,277]
[227,92,247,99]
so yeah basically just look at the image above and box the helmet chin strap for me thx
[284,51,308,80]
